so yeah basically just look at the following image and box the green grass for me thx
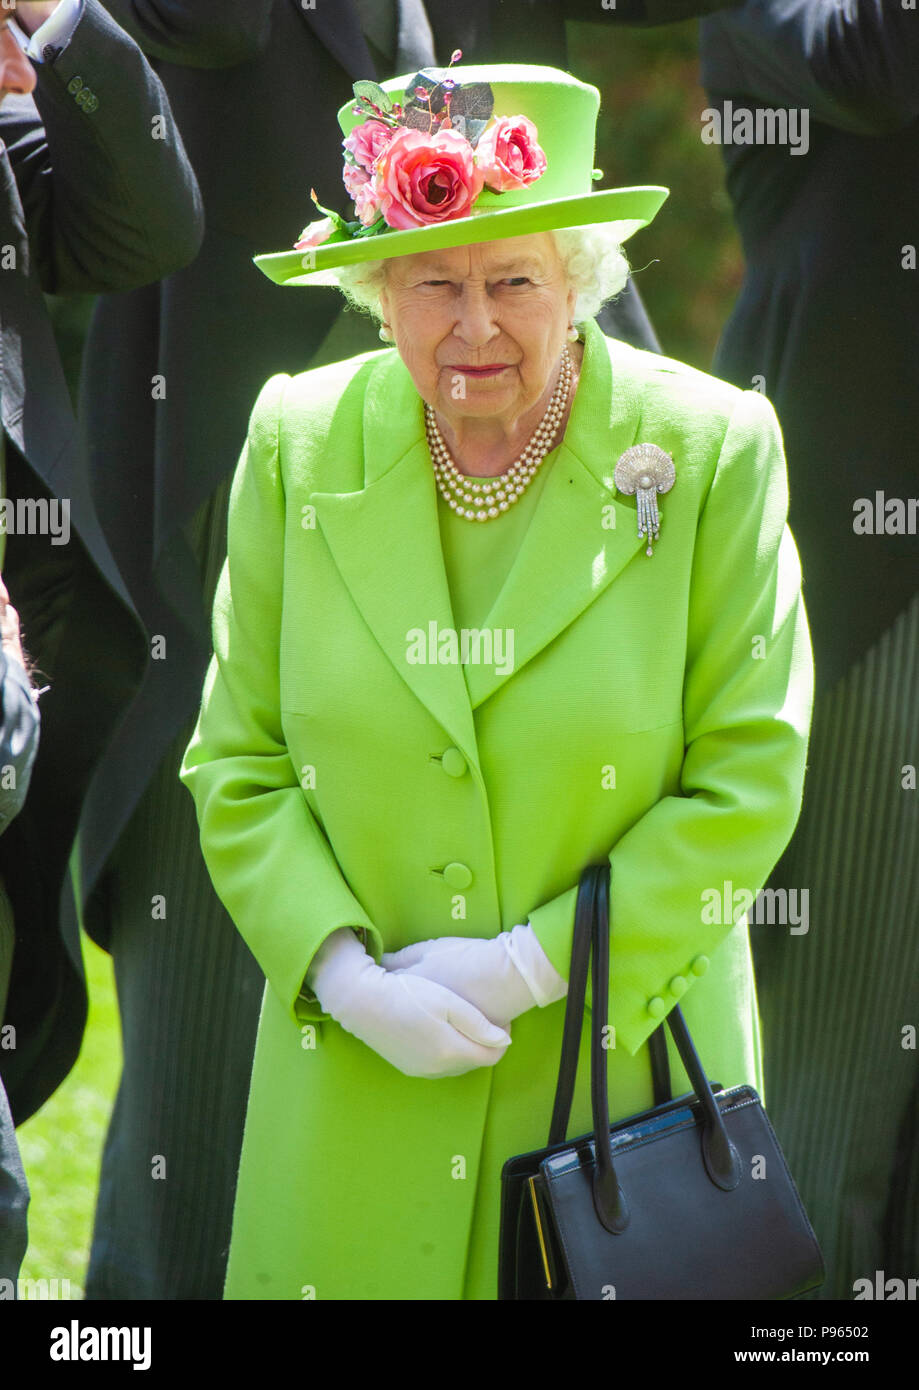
[16,935,120,1300]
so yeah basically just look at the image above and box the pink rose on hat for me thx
[343,162,383,226]
[373,126,485,229]
[343,118,395,173]
[476,115,547,193]
[294,216,335,250]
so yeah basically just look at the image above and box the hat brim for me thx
[254,185,668,288]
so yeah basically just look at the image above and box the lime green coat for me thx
[180,317,813,1300]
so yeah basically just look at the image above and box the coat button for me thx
[690,955,710,977]
[441,748,467,778]
[669,975,688,998]
[647,996,666,1020]
[443,862,472,890]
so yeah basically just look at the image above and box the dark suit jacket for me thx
[79,0,738,950]
[0,652,40,1284]
[700,0,919,688]
[0,0,203,1123]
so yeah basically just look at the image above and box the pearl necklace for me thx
[424,348,573,522]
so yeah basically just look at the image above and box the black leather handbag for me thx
[498,863,824,1300]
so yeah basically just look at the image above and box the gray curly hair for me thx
[333,224,631,326]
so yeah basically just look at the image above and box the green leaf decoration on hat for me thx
[352,79,393,113]
[308,190,362,239]
[353,215,387,238]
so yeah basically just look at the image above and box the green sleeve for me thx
[179,374,382,1026]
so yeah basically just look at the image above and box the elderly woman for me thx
[180,63,813,1300]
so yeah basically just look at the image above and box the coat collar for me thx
[312,319,647,767]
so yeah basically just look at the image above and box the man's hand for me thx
[9,2,62,38]
[0,574,27,670]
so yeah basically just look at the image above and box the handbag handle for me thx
[547,867,594,1146]
[549,863,742,1235]
[548,865,668,1140]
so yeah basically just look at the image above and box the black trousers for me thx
[84,714,263,1299]
[753,594,919,1299]
[0,1077,28,1287]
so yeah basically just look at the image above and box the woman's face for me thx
[378,232,576,433]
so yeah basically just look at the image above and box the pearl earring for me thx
[567,323,579,342]
[379,323,394,342]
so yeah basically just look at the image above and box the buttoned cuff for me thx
[10,0,84,63]
[528,883,720,1056]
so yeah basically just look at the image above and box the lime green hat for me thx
[254,63,668,289]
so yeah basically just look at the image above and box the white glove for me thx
[381,924,568,1030]
[306,927,511,1079]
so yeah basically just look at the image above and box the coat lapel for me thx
[0,145,138,616]
[294,0,377,81]
[312,319,647,756]
[312,356,480,766]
